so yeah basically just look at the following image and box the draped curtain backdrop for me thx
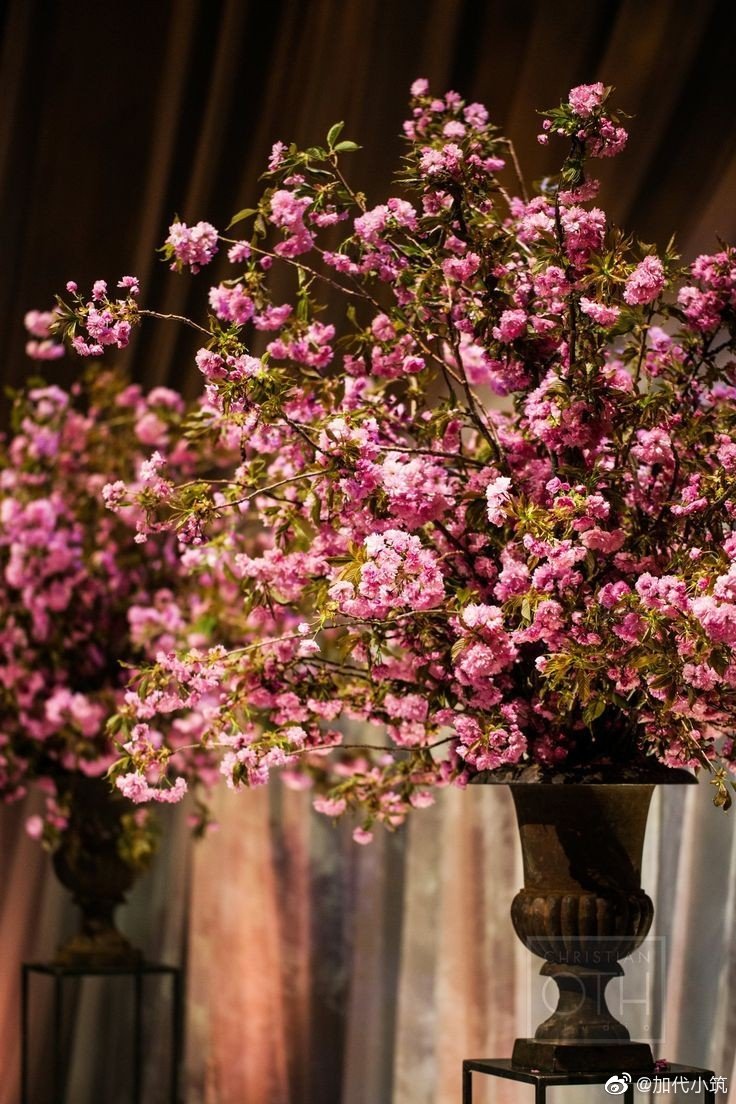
[2,2,736,1101]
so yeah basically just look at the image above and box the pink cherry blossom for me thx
[568,82,606,118]
[165,220,219,272]
[624,256,665,305]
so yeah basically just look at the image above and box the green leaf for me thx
[227,207,258,229]
[297,295,310,322]
[291,514,315,543]
[583,699,606,726]
[712,776,732,810]
[326,121,345,148]
[333,140,361,153]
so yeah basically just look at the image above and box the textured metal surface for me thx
[511,889,654,961]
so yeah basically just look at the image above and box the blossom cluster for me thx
[25,277,142,361]
[537,82,629,168]
[44,80,736,837]
[0,371,227,845]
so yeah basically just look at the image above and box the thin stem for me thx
[502,138,529,203]
[329,153,366,212]
[433,518,474,561]
[314,248,384,311]
[446,322,502,460]
[552,197,577,370]
[172,736,454,760]
[183,607,447,663]
[214,469,324,510]
[137,309,211,337]
[176,477,247,490]
[632,311,653,391]
[280,411,330,457]
[338,608,446,630]
[247,243,372,302]
[301,656,374,682]
[383,444,484,468]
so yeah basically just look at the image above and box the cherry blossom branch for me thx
[328,152,366,212]
[214,469,324,510]
[137,308,211,336]
[171,735,454,760]
[502,138,529,202]
[244,242,373,303]
[384,444,485,468]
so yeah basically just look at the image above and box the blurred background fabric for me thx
[1,1,736,1101]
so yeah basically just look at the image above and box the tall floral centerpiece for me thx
[40,82,736,1062]
[0,367,220,964]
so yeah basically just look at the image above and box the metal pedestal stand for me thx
[462,1059,718,1103]
[21,961,182,1104]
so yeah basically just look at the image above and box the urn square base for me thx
[511,1038,654,1073]
[54,931,143,969]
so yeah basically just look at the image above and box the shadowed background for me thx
[1,1,736,1102]
[3,0,736,391]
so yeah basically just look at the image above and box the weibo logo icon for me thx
[604,1073,632,1095]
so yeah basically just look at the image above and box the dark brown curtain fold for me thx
[2,0,735,396]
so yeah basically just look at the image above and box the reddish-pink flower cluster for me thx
[165,221,219,272]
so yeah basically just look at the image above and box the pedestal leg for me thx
[535,1083,545,1104]
[462,1063,472,1104]
[53,975,64,1104]
[171,970,183,1104]
[20,966,29,1104]
[133,969,143,1104]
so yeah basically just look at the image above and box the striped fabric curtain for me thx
[3,775,734,1102]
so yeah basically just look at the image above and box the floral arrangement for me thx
[37,80,736,840]
[0,367,224,849]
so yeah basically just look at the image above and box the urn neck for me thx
[510,783,655,894]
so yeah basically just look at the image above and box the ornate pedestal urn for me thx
[52,775,145,967]
[507,772,694,1073]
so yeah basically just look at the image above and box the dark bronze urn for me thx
[52,775,144,967]
[506,770,695,1072]
[475,762,695,1073]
